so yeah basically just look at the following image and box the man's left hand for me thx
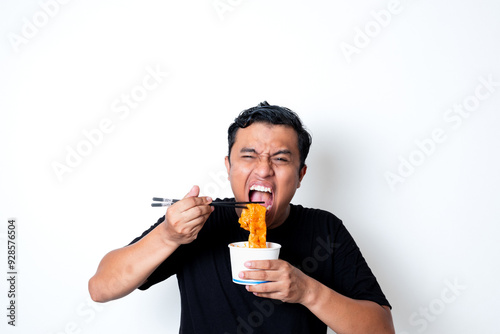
[240,259,312,304]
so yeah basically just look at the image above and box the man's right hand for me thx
[162,185,214,246]
[89,185,214,303]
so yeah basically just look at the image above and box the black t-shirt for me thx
[130,202,390,334]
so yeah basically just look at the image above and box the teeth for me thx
[250,185,272,193]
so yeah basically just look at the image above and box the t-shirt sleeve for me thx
[128,216,182,290]
[128,203,226,291]
[332,220,391,309]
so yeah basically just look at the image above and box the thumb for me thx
[183,185,200,199]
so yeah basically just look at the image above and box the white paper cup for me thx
[228,242,281,285]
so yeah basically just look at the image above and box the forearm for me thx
[88,222,178,303]
[302,277,394,334]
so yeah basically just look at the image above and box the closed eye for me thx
[275,157,288,162]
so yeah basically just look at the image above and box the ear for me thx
[224,156,231,178]
[297,165,307,188]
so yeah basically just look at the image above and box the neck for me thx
[267,204,290,230]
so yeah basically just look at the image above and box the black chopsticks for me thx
[151,197,263,209]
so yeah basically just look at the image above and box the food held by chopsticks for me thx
[238,204,267,248]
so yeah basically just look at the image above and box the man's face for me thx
[225,122,307,229]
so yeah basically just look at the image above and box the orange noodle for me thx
[238,204,267,248]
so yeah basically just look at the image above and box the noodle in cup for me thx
[228,242,281,285]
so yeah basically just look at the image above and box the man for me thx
[89,102,395,333]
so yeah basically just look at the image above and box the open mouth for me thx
[249,184,273,211]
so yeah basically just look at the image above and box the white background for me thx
[1,1,499,333]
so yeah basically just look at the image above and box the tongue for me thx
[250,191,272,208]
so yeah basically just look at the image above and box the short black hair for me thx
[227,101,312,171]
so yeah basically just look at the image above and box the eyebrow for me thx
[271,150,292,157]
[239,148,292,156]
[240,148,257,154]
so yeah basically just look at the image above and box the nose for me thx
[254,155,274,178]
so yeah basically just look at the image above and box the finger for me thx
[238,269,280,283]
[244,259,282,270]
[180,210,213,231]
[166,199,213,232]
[183,185,200,199]
[179,185,209,210]
[246,283,292,303]
[174,195,213,213]
[246,282,282,296]
[166,209,212,239]
[179,202,214,222]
